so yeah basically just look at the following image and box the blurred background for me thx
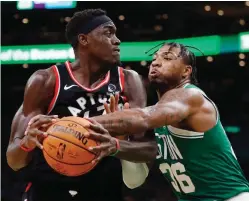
[1,1,249,201]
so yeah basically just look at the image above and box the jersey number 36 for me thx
[160,162,195,194]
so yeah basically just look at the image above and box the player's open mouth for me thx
[150,70,158,75]
[113,48,120,53]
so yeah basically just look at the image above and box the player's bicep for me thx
[8,70,54,144]
[143,88,204,128]
[9,105,42,144]
[124,70,147,139]
[123,69,147,108]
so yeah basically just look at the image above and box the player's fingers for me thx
[109,145,117,154]
[86,132,109,141]
[34,138,43,149]
[88,144,110,152]
[40,118,58,128]
[40,121,56,129]
[88,123,108,135]
[85,118,102,127]
[28,128,48,138]
[124,102,130,109]
[30,117,58,129]
[110,95,115,112]
[28,115,43,126]
[92,152,106,164]
[104,102,111,114]
[28,115,58,126]
[115,92,119,111]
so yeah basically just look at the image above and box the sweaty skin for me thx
[6,69,55,171]
[6,64,156,170]
[92,87,216,137]
[91,44,216,138]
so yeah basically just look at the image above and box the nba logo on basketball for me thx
[56,143,66,160]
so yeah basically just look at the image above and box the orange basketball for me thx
[42,116,100,177]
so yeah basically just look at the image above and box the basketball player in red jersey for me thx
[6,9,155,201]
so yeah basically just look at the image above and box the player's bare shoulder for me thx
[26,67,55,88]
[177,87,216,131]
[122,69,145,92]
[122,68,147,107]
[182,87,215,115]
[23,67,56,113]
[160,87,205,107]
[122,68,140,77]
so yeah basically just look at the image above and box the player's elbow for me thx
[6,146,25,171]
[6,152,19,171]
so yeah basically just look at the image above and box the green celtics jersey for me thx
[155,84,249,201]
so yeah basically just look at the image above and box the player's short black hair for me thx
[65,9,106,49]
[165,42,198,85]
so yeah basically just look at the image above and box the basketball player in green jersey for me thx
[85,42,249,201]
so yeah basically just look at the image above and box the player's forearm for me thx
[6,139,33,171]
[115,140,157,162]
[92,103,188,136]
[92,108,149,136]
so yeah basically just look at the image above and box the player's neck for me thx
[157,79,191,98]
[71,56,109,88]
[175,79,191,89]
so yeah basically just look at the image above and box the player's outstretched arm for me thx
[6,69,57,171]
[91,87,204,135]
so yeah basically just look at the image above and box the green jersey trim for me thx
[183,83,219,124]
[168,126,204,139]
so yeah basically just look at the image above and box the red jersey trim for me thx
[118,67,125,92]
[25,182,32,192]
[65,61,110,92]
[121,96,128,102]
[47,65,60,114]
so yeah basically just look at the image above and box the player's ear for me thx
[78,34,88,46]
[182,65,192,79]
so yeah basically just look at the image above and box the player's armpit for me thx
[6,69,55,171]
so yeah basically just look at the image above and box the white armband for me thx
[121,160,149,189]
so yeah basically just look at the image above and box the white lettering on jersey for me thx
[97,105,105,113]
[98,94,108,104]
[76,97,87,110]
[155,133,183,160]
[87,93,96,105]
[155,133,195,194]
[68,106,81,117]
[67,92,124,117]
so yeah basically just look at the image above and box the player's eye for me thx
[105,31,112,37]
[164,57,172,61]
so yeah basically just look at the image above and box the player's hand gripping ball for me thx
[84,93,130,164]
[42,116,100,177]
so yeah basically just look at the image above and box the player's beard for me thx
[149,79,169,95]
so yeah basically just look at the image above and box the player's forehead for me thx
[155,45,181,56]
[96,21,116,32]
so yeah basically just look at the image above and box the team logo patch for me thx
[108,84,116,93]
